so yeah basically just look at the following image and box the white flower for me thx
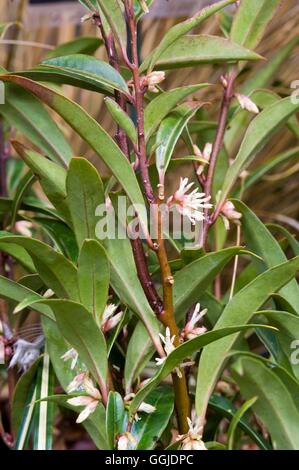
[61,348,78,370]
[167,177,212,225]
[117,433,136,450]
[67,376,101,423]
[101,304,123,333]
[177,417,207,451]
[15,220,33,237]
[181,303,207,340]
[235,93,259,114]
[143,71,165,93]
[220,201,242,230]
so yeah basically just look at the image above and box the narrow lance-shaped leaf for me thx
[144,84,208,141]
[129,324,272,416]
[196,256,299,425]
[141,35,262,72]
[230,0,281,51]
[141,0,236,72]
[21,54,129,96]
[156,102,203,182]
[219,97,299,207]
[78,240,110,321]
[105,97,137,144]
[0,84,72,166]
[0,75,149,237]
[66,157,104,249]
[231,356,299,450]
[233,199,299,315]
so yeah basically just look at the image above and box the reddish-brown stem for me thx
[202,73,236,246]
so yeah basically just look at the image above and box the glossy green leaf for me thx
[106,392,126,450]
[144,84,208,142]
[129,324,270,416]
[12,357,43,434]
[20,54,129,96]
[219,97,299,206]
[0,75,149,235]
[45,37,103,59]
[12,142,70,222]
[66,157,104,248]
[105,97,137,144]
[0,84,72,166]
[227,396,257,450]
[41,299,108,392]
[233,200,299,314]
[78,240,109,321]
[0,275,53,319]
[231,356,299,449]
[32,351,55,450]
[141,35,262,72]
[156,103,202,181]
[196,256,299,424]
[209,394,270,450]
[0,233,79,301]
[230,0,281,51]
[132,386,174,450]
[141,0,237,72]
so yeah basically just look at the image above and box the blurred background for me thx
[1,0,299,228]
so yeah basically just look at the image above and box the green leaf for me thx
[78,240,109,321]
[12,142,70,222]
[209,394,270,450]
[196,256,299,424]
[227,396,258,450]
[45,37,103,59]
[219,97,299,206]
[233,200,299,315]
[32,54,129,94]
[141,35,262,72]
[0,275,54,319]
[132,386,174,450]
[41,299,108,393]
[66,157,104,248]
[0,233,79,301]
[105,97,137,144]
[0,75,149,236]
[0,84,72,166]
[106,392,126,449]
[32,351,55,450]
[173,247,244,323]
[144,84,208,142]
[125,321,154,393]
[12,357,43,434]
[241,36,299,96]
[257,310,299,379]
[156,103,203,181]
[236,147,299,194]
[104,236,162,356]
[129,324,270,416]
[231,356,299,449]
[230,0,281,51]
[141,0,237,72]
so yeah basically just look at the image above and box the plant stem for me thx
[202,72,236,246]
[125,0,190,433]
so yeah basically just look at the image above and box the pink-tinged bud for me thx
[235,93,259,114]
[15,220,33,237]
[144,71,166,93]
[221,201,242,221]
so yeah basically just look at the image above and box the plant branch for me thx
[202,72,236,246]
